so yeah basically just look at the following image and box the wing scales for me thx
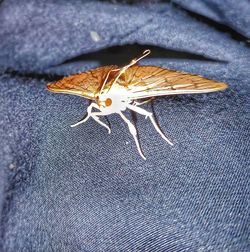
[123,65,227,99]
[47,65,118,100]
[47,64,227,101]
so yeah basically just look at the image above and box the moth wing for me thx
[47,65,118,100]
[123,65,227,99]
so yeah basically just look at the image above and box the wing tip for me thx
[47,81,55,91]
[47,81,62,93]
[46,81,86,97]
[217,82,228,91]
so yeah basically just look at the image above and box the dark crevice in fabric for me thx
[2,44,227,81]
[61,44,227,67]
[3,70,64,82]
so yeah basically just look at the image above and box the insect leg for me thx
[119,112,146,160]
[90,112,111,134]
[127,104,173,146]
[133,97,155,106]
[71,102,99,128]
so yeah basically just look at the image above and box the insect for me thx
[47,50,227,160]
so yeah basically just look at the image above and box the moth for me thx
[47,50,227,160]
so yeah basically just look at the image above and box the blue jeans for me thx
[0,1,249,251]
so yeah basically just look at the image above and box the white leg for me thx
[119,112,146,160]
[70,103,96,127]
[71,103,111,133]
[133,98,154,106]
[91,112,111,134]
[127,104,173,146]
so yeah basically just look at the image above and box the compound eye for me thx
[105,98,112,107]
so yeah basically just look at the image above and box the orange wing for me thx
[122,65,227,99]
[47,65,118,100]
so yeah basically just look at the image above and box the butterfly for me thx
[47,50,228,160]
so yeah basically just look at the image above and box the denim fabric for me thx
[172,0,250,38]
[0,1,249,251]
